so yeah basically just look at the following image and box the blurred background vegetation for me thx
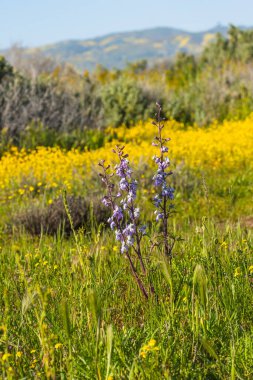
[1,26,253,153]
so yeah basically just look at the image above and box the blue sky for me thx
[1,0,253,48]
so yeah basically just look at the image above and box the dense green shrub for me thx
[101,76,152,127]
[0,56,14,82]
[201,25,253,66]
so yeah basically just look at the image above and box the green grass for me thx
[0,159,252,379]
[0,217,252,379]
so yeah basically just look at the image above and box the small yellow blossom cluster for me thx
[234,267,242,277]
[234,266,253,277]
[0,352,13,378]
[0,325,6,336]
[25,251,58,272]
[1,352,12,362]
[54,343,63,349]
[139,339,159,359]
[220,241,228,249]
[0,351,18,374]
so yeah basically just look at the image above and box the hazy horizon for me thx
[1,23,242,50]
[1,0,253,49]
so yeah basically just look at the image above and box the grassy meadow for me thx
[0,113,253,379]
[1,27,253,378]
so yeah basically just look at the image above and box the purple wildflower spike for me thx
[152,103,175,261]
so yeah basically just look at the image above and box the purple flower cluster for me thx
[116,159,132,177]
[115,223,135,253]
[107,205,123,230]
[100,147,146,255]
[150,103,176,261]
[152,107,175,224]
[152,154,174,220]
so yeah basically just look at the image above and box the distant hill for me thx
[2,25,251,72]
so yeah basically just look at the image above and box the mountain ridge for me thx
[32,25,228,46]
[2,25,252,72]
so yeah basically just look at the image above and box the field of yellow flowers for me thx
[0,115,252,204]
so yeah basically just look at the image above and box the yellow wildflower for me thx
[148,339,156,347]
[54,343,63,349]
[2,353,11,361]
[140,351,147,359]
[234,267,241,277]
[0,325,6,335]
[139,338,159,359]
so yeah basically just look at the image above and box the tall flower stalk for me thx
[152,103,175,262]
[99,103,175,299]
[99,146,150,299]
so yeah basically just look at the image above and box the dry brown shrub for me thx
[14,196,109,235]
